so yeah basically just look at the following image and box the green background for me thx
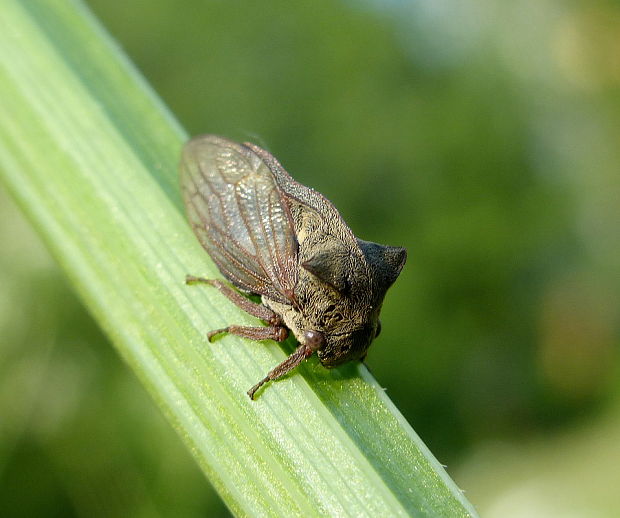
[1,1,619,516]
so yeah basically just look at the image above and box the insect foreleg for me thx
[247,342,315,400]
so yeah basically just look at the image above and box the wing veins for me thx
[181,135,299,304]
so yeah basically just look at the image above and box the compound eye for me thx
[303,330,325,351]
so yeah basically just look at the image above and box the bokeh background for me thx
[2,1,619,516]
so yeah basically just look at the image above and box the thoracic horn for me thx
[357,240,407,289]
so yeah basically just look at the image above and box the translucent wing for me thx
[180,135,299,305]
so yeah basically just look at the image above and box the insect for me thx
[180,135,406,399]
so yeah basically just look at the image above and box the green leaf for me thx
[0,1,478,516]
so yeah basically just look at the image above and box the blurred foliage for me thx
[1,0,619,516]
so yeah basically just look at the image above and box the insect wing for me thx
[180,135,298,304]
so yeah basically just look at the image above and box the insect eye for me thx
[303,330,325,351]
[375,320,382,338]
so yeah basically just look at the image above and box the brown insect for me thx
[180,135,406,399]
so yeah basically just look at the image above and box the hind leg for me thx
[186,275,282,325]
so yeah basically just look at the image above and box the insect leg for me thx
[186,275,281,324]
[208,325,288,343]
[247,342,315,400]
